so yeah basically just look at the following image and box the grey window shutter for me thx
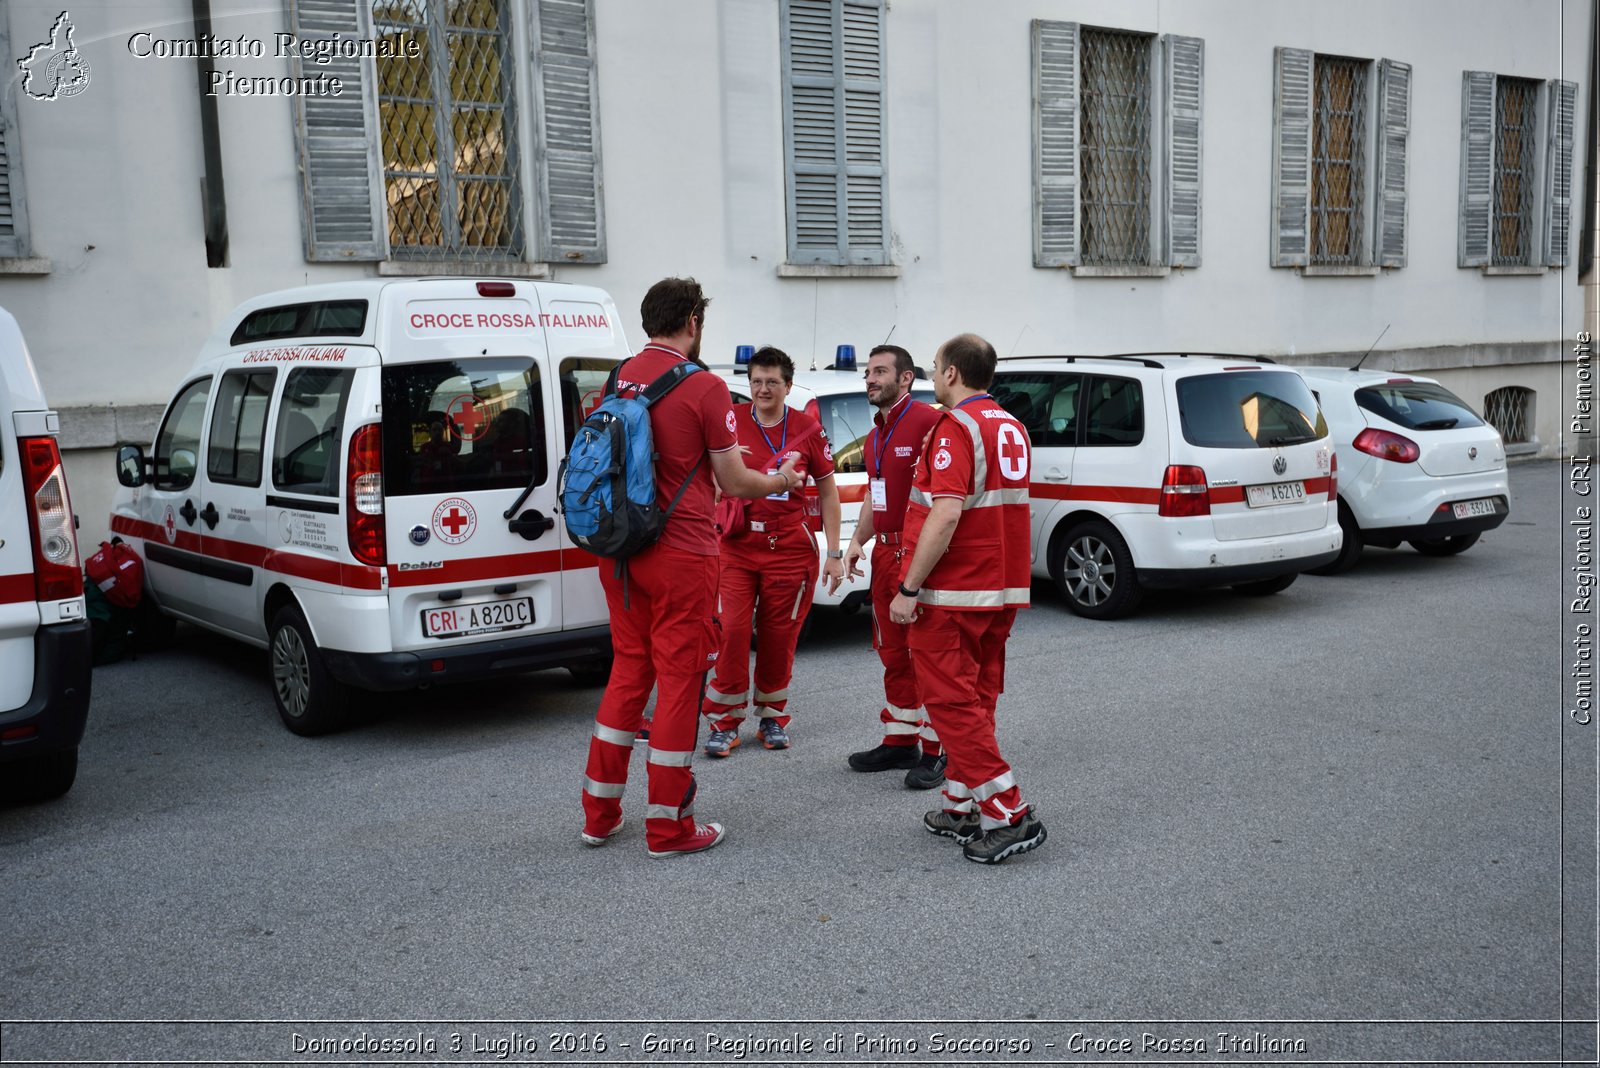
[1163,34,1203,268]
[1374,59,1411,268]
[1543,78,1576,267]
[840,0,887,265]
[1270,47,1312,267]
[0,18,32,260]
[288,0,386,261]
[784,0,842,264]
[532,0,606,264]
[1457,70,1495,267]
[1032,20,1080,268]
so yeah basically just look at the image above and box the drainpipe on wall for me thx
[193,0,229,268]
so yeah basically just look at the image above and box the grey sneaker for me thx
[922,808,981,843]
[904,752,947,790]
[962,809,1047,865]
[703,728,740,758]
[758,718,791,750]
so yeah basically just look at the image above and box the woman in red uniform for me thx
[701,346,844,755]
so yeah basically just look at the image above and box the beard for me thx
[686,332,706,368]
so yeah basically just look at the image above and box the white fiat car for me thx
[1295,367,1509,573]
[992,354,1343,619]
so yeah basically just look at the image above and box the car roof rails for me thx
[1108,351,1279,364]
[997,354,1167,369]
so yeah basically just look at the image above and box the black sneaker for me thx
[904,752,947,790]
[922,808,981,843]
[847,743,921,772]
[962,809,1047,865]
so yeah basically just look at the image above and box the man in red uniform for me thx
[888,333,1046,864]
[701,347,844,755]
[579,279,801,858]
[837,345,946,789]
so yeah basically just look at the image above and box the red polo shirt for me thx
[737,403,835,527]
[613,344,738,556]
[866,392,942,534]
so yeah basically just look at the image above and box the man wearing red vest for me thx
[888,333,1046,864]
[837,346,946,788]
[579,279,801,858]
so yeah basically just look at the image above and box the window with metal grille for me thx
[1311,56,1368,265]
[1483,386,1533,444]
[1080,28,1153,266]
[1492,77,1538,266]
[372,0,522,259]
[0,17,34,260]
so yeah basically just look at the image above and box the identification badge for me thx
[870,478,888,511]
[766,468,790,501]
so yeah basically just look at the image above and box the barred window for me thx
[373,0,522,259]
[1483,386,1533,444]
[1080,28,1153,266]
[1311,55,1368,266]
[1492,77,1538,266]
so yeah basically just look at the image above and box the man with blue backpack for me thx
[574,278,801,858]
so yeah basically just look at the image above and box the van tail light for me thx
[1159,464,1210,517]
[803,398,821,427]
[19,436,83,602]
[1328,453,1338,500]
[346,424,386,567]
[1353,427,1420,463]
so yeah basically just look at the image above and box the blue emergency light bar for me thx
[734,344,754,373]
[833,344,856,371]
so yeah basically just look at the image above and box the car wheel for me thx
[1306,503,1363,576]
[1410,532,1482,557]
[5,748,78,803]
[1052,519,1142,620]
[268,603,350,736]
[1233,573,1297,596]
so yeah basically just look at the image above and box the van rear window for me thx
[1355,382,1485,430]
[381,359,547,496]
[1177,371,1327,449]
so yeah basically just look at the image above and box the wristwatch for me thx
[826,549,844,559]
[899,583,921,597]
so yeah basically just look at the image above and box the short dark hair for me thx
[748,345,795,384]
[937,333,997,391]
[868,344,915,381]
[640,277,710,339]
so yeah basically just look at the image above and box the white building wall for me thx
[0,0,1588,541]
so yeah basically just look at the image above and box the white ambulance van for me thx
[0,306,91,801]
[111,279,626,736]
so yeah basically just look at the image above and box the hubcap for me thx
[1065,536,1116,606]
[272,625,311,720]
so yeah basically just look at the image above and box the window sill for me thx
[1070,265,1170,278]
[777,263,901,279]
[378,260,552,279]
[0,257,52,275]
[1300,265,1380,277]
[1480,265,1547,276]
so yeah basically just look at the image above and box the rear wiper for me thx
[1414,418,1459,430]
[1266,434,1315,446]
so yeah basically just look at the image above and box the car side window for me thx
[1083,376,1144,447]
[207,370,277,487]
[273,368,355,496]
[994,373,1080,446]
[152,377,213,491]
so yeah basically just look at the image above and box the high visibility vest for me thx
[903,397,1032,610]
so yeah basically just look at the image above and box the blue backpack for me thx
[558,360,704,559]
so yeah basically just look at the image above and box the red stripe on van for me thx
[111,515,383,590]
[838,482,869,505]
[1029,483,1163,506]
[387,549,567,587]
[0,573,33,604]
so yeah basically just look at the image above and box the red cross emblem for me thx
[446,394,489,441]
[431,497,477,545]
[440,508,468,536]
[997,423,1029,481]
[163,505,177,543]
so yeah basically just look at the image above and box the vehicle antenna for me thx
[882,324,896,345]
[810,279,820,371]
[1010,325,1031,356]
[1351,323,1390,371]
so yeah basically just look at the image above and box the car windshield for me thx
[1177,370,1327,449]
[819,389,937,473]
[1355,381,1486,430]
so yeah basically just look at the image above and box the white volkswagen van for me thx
[0,306,91,800]
[112,279,626,735]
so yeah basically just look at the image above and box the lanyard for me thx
[755,406,788,459]
[871,396,913,478]
[956,393,992,410]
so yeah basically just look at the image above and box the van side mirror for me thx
[115,443,146,487]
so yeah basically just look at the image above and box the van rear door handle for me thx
[509,508,556,541]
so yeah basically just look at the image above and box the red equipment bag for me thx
[85,538,144,609]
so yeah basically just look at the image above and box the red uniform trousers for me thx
[581,545,719,851]
[870,540,940,756]
[702,524,817,730]
[907,606,1027,830]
